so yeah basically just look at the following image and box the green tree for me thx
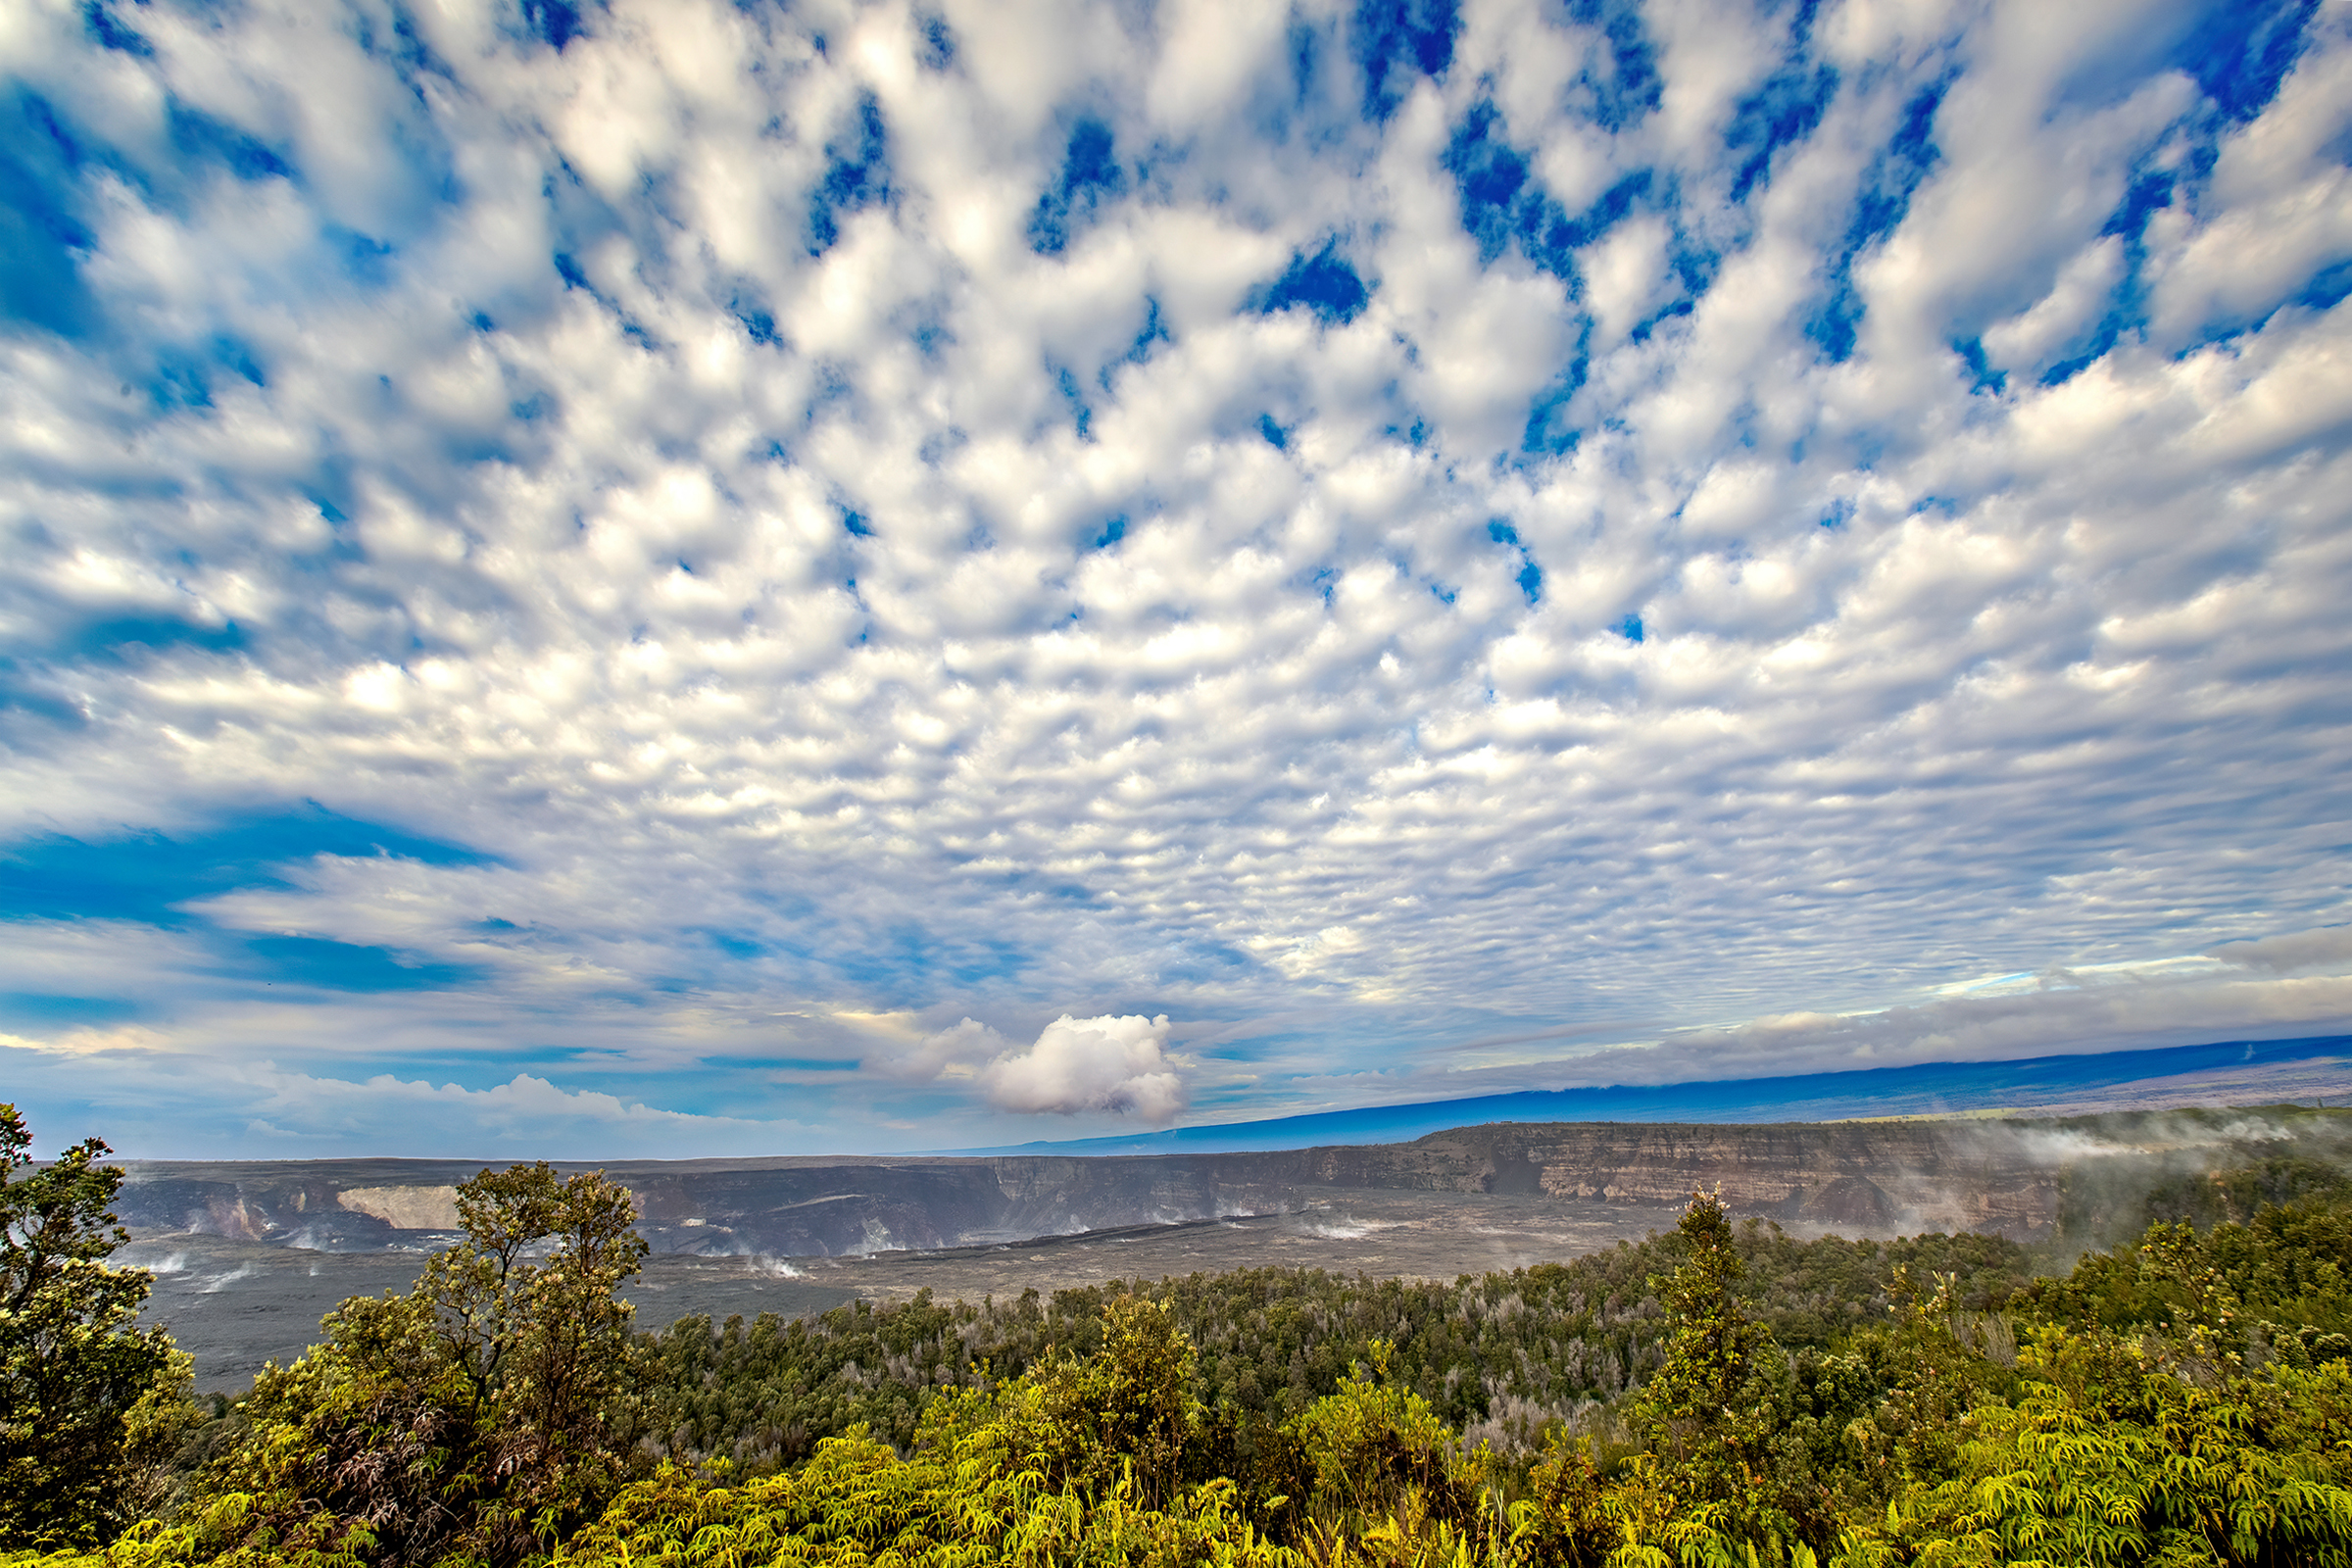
[0,1103,177,1548]
[1284,1342,1479,1541]
[1633,1189,1776,1469]
[996,1295,1205,1510]
[1624,1187,1798,1552]
[201,1161,648,1567]
[424,1159,648,1476]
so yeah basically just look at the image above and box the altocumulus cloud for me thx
[1,0,2350,1156]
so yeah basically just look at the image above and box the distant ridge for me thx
[943,1033,2352,1156]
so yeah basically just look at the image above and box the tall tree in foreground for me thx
[1624,1187,1793,1550]
[1633,1188,1775,1467]
[0,1103,176,1548]
[206,1161,647,1567]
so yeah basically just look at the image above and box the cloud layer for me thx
[2,0,2349,1154]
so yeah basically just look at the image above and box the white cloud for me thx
[1982,236,2125,375]
[0,1032,824,1159]
[982,1013,1188,1123]
[2148,17,2352,345]
[875,1016,1007,1082]
[0,0,2346,1153]
[2210,926,2352,976]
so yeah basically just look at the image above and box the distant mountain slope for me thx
[959,1034,2352,1156]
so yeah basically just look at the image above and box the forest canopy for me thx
[5,1109,2352,1568]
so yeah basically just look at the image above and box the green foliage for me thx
[2141,1154,2352,1233]
[556,1435,1299,1568]
[0,1104,180,1549]
[627,1229,2035,1476]
[1284,1343,1479,1544]
[630,1287,1032,1467]
[1615,1191,1816,1557]
[116,1351,214,1528]
[1042,1295,1204,1503]
[2018,1194,2352,1365]
[1513,1431,1614,1568]
[156,1162,648,1568]
[1856,1345,2352,1567]
[1633,1192,1775,1471]
[30,1151,2352,1568]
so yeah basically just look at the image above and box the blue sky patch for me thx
[916,13,956,70]
[1122,297,1171,368]
[1446,104,1653,284]
[0,992,140,1027]
[521,0,587,51]
[1725,61,1839,202]
[327,225,399,288]
[240,935,483,993]
[1487,519,1544,602]
[735,302,779,347]
[1289,20,1321,106]
[1028,118,1125,255]
[59,616,247,664]
[2173,0,2318,122]
[168,102,294,183]
[1522,317,1592,455]
[1952,336,2006,395]
[1054,363,1092,438]
[698,930,764,959]
[0,95,98,338]
[1807,74,1950,363]
[832,922,1033,1000]
[1446,105,1567,272]
[83,1,153,55]
[809,93,890,256]
[1352,0,1459,122]
[1561,0,1662,131]
[2299,258,2352,315]
[1250,239,1370,324]
[1,805,491,927]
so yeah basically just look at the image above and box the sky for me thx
[2,0,2350,1160]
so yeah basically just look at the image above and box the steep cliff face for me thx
[117,1111,2269,1256]
[1294,1123,2057,1235]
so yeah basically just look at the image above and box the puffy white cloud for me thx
[0,0,2346,1154]
[982,1014,1188,1123]
[874,1016,1007,1083]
